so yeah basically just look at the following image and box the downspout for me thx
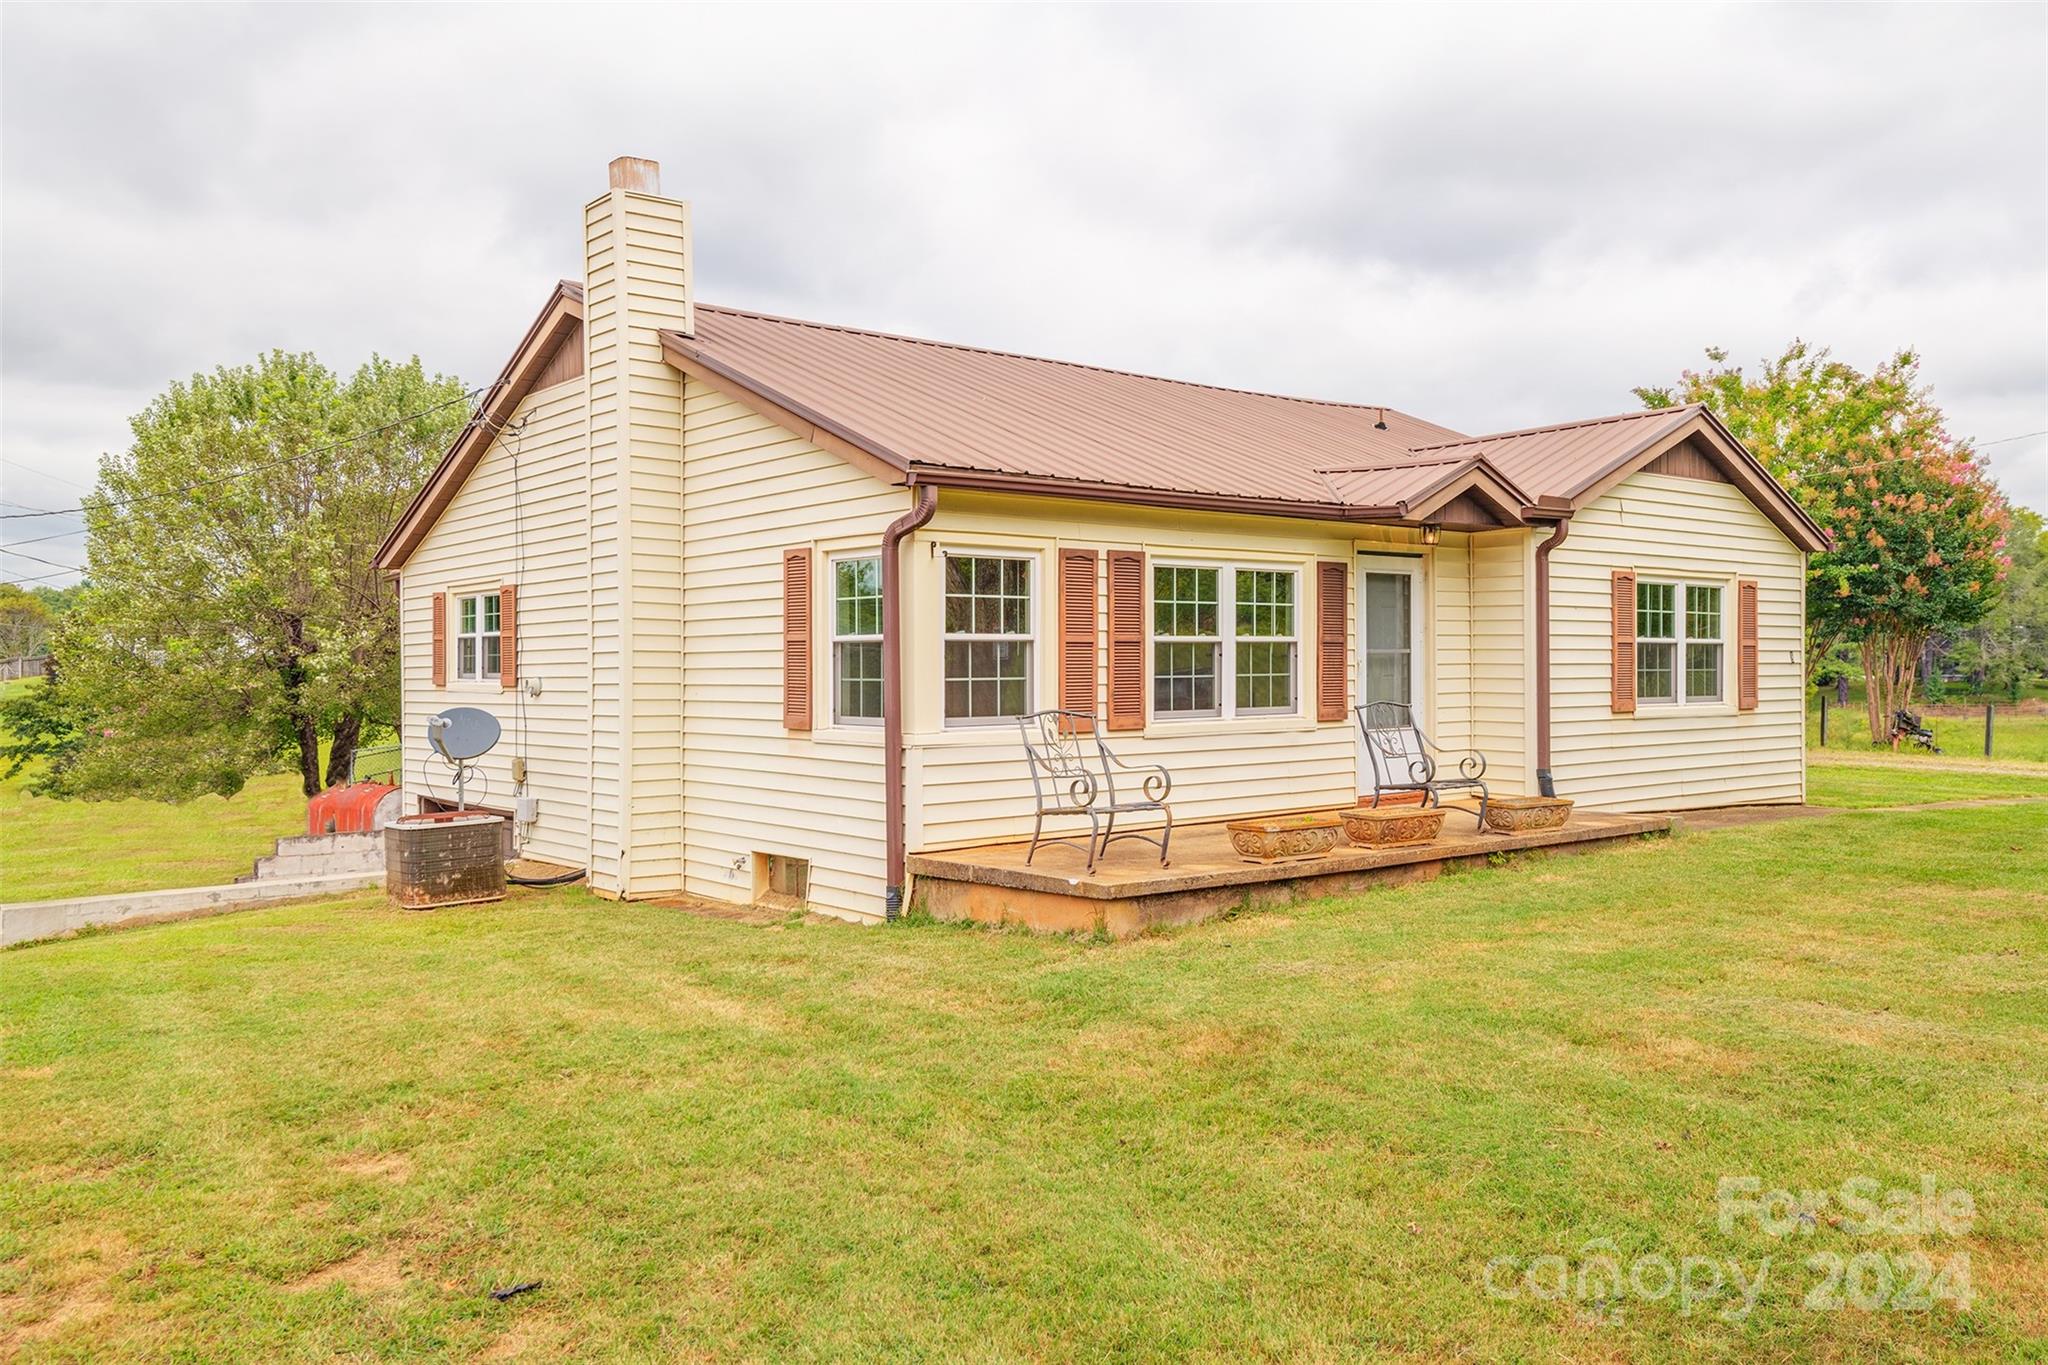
[882,482,939,920]
[1533,517,1571,798]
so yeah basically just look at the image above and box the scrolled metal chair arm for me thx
[1456,751,1487,780]
[1107,749,1172,803]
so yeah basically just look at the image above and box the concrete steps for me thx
[239,831,385,882]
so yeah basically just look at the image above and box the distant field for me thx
[1807,685,2048,762]
[0,679,307,902]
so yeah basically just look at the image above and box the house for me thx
[374,158,1826,924]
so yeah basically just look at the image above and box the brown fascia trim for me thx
[1402,458,1535,525]
[376,282,586,570]
[1564,407,1829,553]
[659,333,911,490]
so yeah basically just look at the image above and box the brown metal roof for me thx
[1409,407,1699,501]
[668,306,1467,509]
[379,283,1827,569]
[666,309,1823,547]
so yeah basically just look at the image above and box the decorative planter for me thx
[1226,814,1344,864]
[1481,795,1574,834]
[1340,804,1447,848]
[1357,789,1428,808]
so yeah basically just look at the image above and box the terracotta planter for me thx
[1357,789,1428,807]
[1481,795,1574,834]
[1340,804,1447,848]
[1226,813,1343,864]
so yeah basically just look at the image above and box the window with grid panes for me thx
[942,554,1033,721]
[832,556,883,723]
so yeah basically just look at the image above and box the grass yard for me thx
[1807,685,2048,763]
[0,680,309,904]
[5,798,2045,1360]
[1806,756,2048,809]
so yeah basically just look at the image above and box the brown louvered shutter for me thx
[1058,548,1099,730]
[1316,560,1348,722]
[430,592,447,688]
[1105,549,1146,731]
[1736,578,1759,711]
[782,548,813,731]
[498,584,518,691]
[1610,569,1637,714]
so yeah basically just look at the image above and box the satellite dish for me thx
[428,707,501,762]
[426,708,501,810]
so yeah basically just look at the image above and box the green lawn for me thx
[1806,757,2048,809]
[1807,685,2048,763]
[0,680,309,903]
[5,803,2045,1359]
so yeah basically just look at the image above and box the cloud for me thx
[3,0,2043,589]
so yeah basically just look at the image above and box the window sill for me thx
[898,714,1336,749]
[1141,714,1323,739]
[1632,702,1736,716]
[810,726,886,747]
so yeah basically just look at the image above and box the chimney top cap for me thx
[608,157,661,193]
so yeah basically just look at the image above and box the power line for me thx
[2,569,81,586]
[0,527,86,549]
[0,457,94,492]
[0,385,490,521]
[0,547,82,574]
[1975,429,2047,448]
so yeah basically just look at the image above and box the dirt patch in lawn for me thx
[289,1243,410,1296]
[0,1229,132,1346]
[334,1150,414,1183]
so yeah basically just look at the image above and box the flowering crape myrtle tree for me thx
[1815,429,2010,741]
[1640,343,2011,742]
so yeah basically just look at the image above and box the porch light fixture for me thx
[1420,523,1441,546]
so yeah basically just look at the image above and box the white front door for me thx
[1356,554,1425,793]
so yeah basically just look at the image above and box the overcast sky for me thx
[4,3,2044,588]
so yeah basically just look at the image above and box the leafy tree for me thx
[30,583,84,618]
[1638,343,2011,739]
[0,583,52,658]
[49,352,469,799]
[1808,425,2010,738]
[1945,507,2048,699]
[0,671,85,791]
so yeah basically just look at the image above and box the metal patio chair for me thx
[1017,709,1174,871]
[1355,701,1491,832]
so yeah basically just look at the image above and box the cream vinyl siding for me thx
[1429,536,1475,754]
[583,186,691,895]
[1549,470,1805,809]
[904,492,1460,851]
[1466,530,1534,796]
[678,377,906,922]
[398,377,591,868]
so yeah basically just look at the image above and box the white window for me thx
[1152,563,1298,720]
[942,553,1034,722]
[1637,580,1723,705]
[832,555,883,724]
[455,592,500,681]
[1152,566,1221,717]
